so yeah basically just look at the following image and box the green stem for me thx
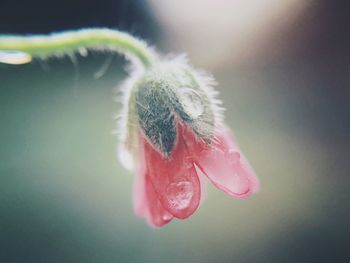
[0,28,157,68]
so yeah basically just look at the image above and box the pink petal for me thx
[142,124,201,220]
[192,126,259,199]
[133,172,147,218]
[133,135,173,227]
[144,172,174,227]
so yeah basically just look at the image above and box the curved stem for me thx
[0,28,157,68]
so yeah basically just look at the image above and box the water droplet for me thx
[79,48,88,57]
[178,87,204,119]
[228,149,240,165]
[228,149,241,161]
[162,213,172,221]
[166,181,194,210]
[0,50,32,65]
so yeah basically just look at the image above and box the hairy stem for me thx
[0,28,157,68]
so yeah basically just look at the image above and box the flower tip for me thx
[147,213,173,228]
[193,126,260,200]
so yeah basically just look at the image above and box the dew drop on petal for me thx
[166,181,194,210]
[178,87,204,118]
[162,213,173,222]
[228,149,240,165]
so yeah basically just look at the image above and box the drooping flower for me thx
[0,28,257,227]
[118,56,259,227]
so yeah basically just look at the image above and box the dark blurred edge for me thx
[0,0,161,41]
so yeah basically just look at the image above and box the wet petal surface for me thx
[144,173,174,227]
[142,124,201,219]
[188,126,260,199]
[133,135,173,227]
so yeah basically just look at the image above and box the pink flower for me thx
[133,121,259,227]
[118,58,259,227]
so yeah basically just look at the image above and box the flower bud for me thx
[118,57,222,165]
[134,59,218,156]
[117,56,259,227]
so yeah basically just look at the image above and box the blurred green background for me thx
[1,0,349,262]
